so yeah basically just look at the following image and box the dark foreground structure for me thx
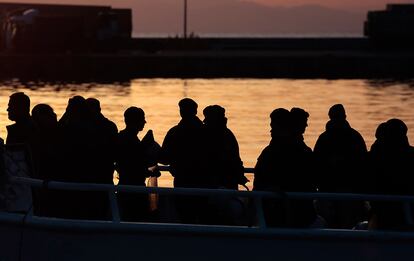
[0,3,413,79]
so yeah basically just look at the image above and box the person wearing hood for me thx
[313,104,368,229]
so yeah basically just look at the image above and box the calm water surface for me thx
[1,79,414,187]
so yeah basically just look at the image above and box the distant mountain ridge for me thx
[6,0,366,35]
[132,1,365,36]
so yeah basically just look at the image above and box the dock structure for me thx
[0,2,132,52]
[0,3,413,79]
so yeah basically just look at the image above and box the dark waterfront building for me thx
[0,2,132,52]
[364,4,414,47]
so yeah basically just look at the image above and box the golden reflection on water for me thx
[1,79,414,188]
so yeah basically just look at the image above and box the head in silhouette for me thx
[290,107,309,137]
[32,104,57,131]
[203,105,227,129]
[270,108,291,138]
[124,106,146,134]
[86,97,101,120]
[328,104,346,121]
[64,95,86,122]
[375,122,388,141]
[67,95,85,111]
[7,92,30,122]
[385,118,409,147]
[179,98,198,120]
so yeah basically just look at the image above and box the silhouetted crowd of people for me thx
[1,92,414,231]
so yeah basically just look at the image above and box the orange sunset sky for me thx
[3,0,414,35]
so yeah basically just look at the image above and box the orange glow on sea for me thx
[1,79,414,188]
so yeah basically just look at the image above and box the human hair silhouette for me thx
[290,107,309,137]
[67,95,86,112]
[124,106,146,132]
[8,92,30,122]
[85,97,101,116]
[179,98,198,119]
[385,118,409,145]
[375,122,387,140]
[270,108,291,138]
[203,105,227,128]
[328,104,346,121]
[32,104,57,131]
[59,95,87,126]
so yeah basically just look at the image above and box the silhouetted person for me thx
[31,104,59,216]
[0,137,5,209]
[6,92,38,175]
[116,107,155,221]
[31,104,59,181]
[203,105,247,190]
[254,108,316,228]
[202,105,248,225]
[57,95,103,219]
[290,107,314,158]
[314,104,368,228]
[369,119,414,230]
[58,95,87,132]
[85,98,118,184]
[6,92,40,214]
[160,98,207,223]
[160,98,207,188]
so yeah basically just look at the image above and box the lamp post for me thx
[183,0,187,38]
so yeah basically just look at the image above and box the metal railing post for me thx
[254,196,266,229]
[108,187,120,223]
[403,202,413,226]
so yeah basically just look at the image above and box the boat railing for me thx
[5,166,414,229]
